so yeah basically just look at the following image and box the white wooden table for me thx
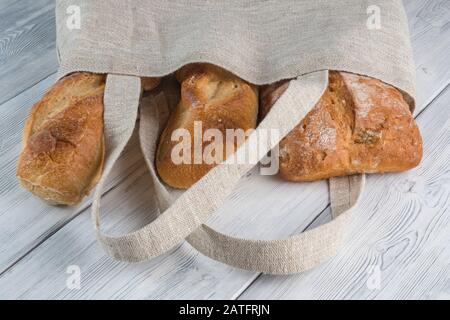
[0,0,449,300]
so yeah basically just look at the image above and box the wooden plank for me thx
[0,0,57,104]
[239,85,450,300]
[0,0,448,276]
[0,74,146,274]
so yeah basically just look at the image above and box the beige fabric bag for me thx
[55,0,415,274]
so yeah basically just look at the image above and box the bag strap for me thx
[186,175,364,275]
[92,71,363,274]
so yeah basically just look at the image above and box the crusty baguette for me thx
[17,72,161,205]
[260,71,423,181]
[156,64,259,189]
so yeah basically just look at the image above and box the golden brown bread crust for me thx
[142,77,161,92]
[17,72,106,205]
[260,71,423,181]
[156,64,259,189]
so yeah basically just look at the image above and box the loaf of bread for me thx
[17,72,161,205]
[260,71,423,181]
[156,64,259,189]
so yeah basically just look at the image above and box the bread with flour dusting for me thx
[260,71,423,181]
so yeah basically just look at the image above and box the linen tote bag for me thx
[55,0,416,274]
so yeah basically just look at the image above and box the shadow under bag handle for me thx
[92,71,363,274]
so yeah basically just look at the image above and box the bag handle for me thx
[92,71,363,274]
[138,75,365,274]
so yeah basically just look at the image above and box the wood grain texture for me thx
[0,0,449,300]
[0,0,57,105]
[239,85,450,300]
